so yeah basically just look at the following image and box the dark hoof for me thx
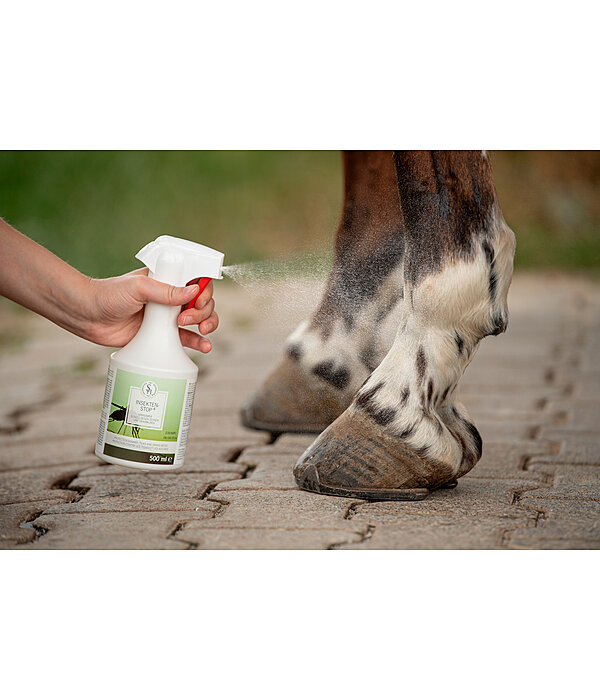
[294,460,430,501]
[241,356,353,433]
[440,479,458,489]
[294,408,457,501]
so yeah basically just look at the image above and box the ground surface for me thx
[1,273,599,549]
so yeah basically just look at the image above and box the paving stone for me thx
[527,460,600,483]
[0,437,97,472]
[42,472,235,514]
[0,380,57,419]
[458,393,556,412]
[0,363,59,386]
[510,498,600,543]
[189,428,270,445]
[216,447,297,490]
[538,428,600,446]
[546,399,600,432]
[198,376,270,393]
[200,364,278,384]
[468,467,546,484]
[460,380,568,397]
[274,434,316,451]
[36,380,106,413]
[237,445,306,463]
[475,420,539,442]
[472,345,558,363]
[173,524,365,549]
[467,441,556,480]
[525,484,600,500]
[0,499,69,548]
[338,514,532,550]
[191,389,252,415]
[349,478,538,519]
[467,408,555,425]
[0,465,83,505]
[506,535,600,550]
[187,413,270,441]
[553,368,600,385]
[463,365,552,386]
[531,442,600,466]
[205,489,363,530]
[517,463,600,500]
[0,410,100,444]
[21,511,216,549]
[569,379,600,400]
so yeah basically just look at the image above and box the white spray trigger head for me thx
[135,235,224,286]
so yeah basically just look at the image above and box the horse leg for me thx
[242,150,405,433]
[294,150,516,499]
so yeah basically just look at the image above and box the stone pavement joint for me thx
[0,273,599,549]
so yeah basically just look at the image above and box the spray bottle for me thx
[96,235,224,471]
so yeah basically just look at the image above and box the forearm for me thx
[0,217,93,338]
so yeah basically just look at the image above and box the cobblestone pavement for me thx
[1,273,599,549]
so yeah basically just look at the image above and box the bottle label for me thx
[97,365,196,468]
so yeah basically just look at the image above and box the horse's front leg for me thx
[294,150,516,499]
[242,150,405,433]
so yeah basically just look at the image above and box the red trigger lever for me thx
[183,277,212,311]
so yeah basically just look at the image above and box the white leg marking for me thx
[285,269,404,391]
[356,214,515,474]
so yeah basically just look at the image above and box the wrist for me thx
[49,270,98,342]
[74,276,106,343]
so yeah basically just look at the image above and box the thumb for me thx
[135,277,199,306]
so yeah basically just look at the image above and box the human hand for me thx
[83,268,219,352]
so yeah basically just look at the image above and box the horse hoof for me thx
[293,408,457,500]
[241,356,353,433]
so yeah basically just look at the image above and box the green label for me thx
[107,369,186,443]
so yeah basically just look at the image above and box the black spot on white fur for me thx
[426,379,434,407]
[416,346,427,384]
[355,382,397,426]
[464,420,483,460]
[369,406,397,426]
[356,382,382,407]
[482,240,497,301]
[287,343,303,362]
[455,332,464,355]
[312,361,350,390]
[489,313,507,336]
[398,422,417,440]
[452,407,483,461]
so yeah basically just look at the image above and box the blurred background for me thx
[0,151,598,278]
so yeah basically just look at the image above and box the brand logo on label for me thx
[141,381,158,398]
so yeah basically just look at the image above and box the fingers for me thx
[180,310,218,336]
[194,279,213,309]
[178,298,219,333]
[198,311,219,336]
[134,276,199,307]
[179,328,212,353]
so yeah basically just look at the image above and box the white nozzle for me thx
[135,235,224,286]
